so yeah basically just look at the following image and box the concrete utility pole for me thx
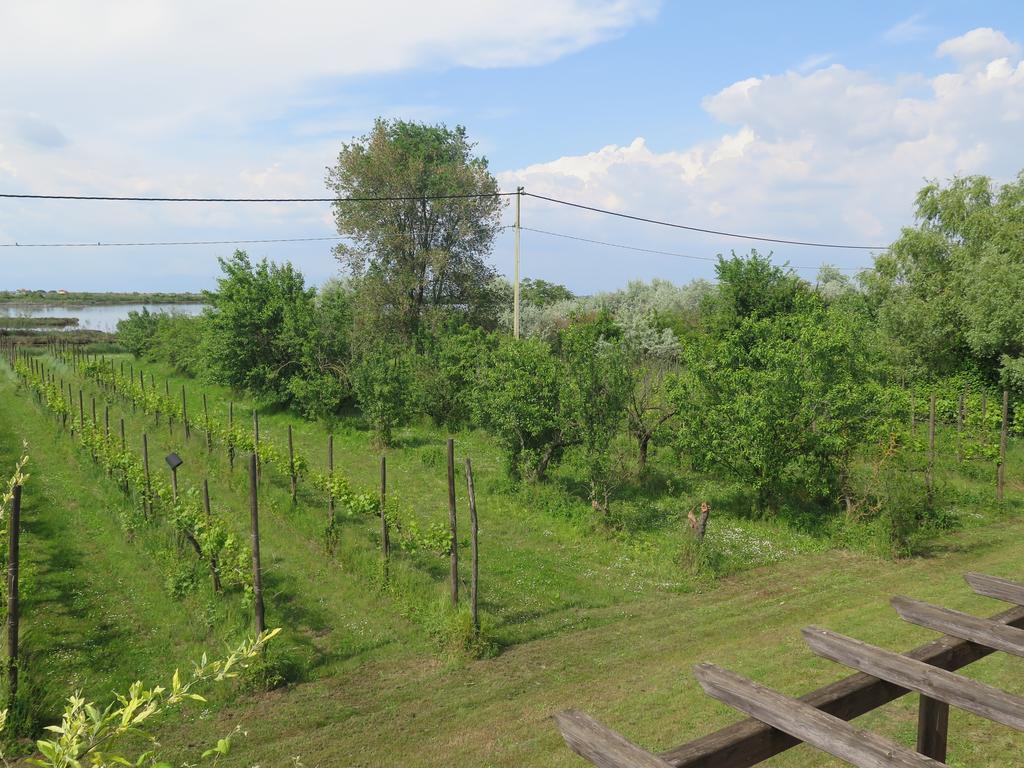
[513,186,523,339]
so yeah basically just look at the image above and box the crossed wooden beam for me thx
[555,572,1024,768]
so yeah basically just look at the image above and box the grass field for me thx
[1,350,1022,765]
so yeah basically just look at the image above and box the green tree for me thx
[559,314,632,515]
[473,337,566,480]
[418,325,496,431]
[116,307,161,356]
[201,251,316,405]
[520,278,575,307]
[326,119,505,342]
[671,254,888,516]
[872,172,1024,387]
[288,279,355,419]
[350,345,416,447]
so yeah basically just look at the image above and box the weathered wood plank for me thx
[659,604,1024,768]
[554,710,672,768]
[892,596,1024,657]
[693,664,946,768]
[803,626,1024,730]
[965,572,1024,607]
[916,696,948,761]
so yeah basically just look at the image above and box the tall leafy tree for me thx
[326,119,505,343]
[201,251,316,404]
[473,337,566,481]
[670,253,889,516]
[872,172,1024,387]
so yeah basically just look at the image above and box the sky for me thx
[1,0,1023,293]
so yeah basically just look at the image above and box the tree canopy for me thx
[326,119,505,343]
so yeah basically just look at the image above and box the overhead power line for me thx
[0,191,515,203]
[0,235,345,248]
[519,226,873,273]
[523,192,889,251]
[0,187,891,251]
[0,225,511,249]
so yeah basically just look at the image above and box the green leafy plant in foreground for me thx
[4,628,280,768]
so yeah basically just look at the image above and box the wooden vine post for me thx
[253,410,261,484]
[203,393,212,451]
[380,454,389,562]
[105,405,112,477]
[181,385,190,440]
[202,479,222,593]
[142,433,152,519]
[447,438,459,607]
[288,424,297,504]
[957,390,965,463]
[997,390,1009,501]
[228,402,235,471]
[327,434,335,523]
[120,418,128,493]
[249,452,266,634]
[6,485,21,705]
[927,394,936,497]
[465,457,479,634]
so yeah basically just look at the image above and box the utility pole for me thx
[513,185,523,339]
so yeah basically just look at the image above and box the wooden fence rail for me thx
[558,573,1024,767]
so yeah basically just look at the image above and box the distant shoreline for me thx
[0,291,204,305]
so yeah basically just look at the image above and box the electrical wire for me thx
[523,192,889,251]
[0,187,891,252]
[0,191,515,203]
[0,235,344,248]
[518,226,874,273]
[0,225,512,248]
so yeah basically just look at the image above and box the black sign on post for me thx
[166,453,183,502]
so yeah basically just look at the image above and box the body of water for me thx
[0,303,206,332]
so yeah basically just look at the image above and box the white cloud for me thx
[501,27,1024,273]
[0,0,658,135]
[0,0,657,289]
[884,13,930,44]
[936,27,1022,67]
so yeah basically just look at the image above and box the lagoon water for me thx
[0,303,206,332]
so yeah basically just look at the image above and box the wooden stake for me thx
[249,453,266,634]
[120,418,128,493]
[927,394,935,497]
[465,457,479,634]
[253,410,261,483]
[203,479,222,593]
[327,434,335,523]
[142,433,152,519]
[228,401,235,471]
[200,393,210,450]
[6,485,20,705]
[288,424,297,503]
[380,454,389,561]
[447,438,458,607]
[182,385,190,440]
[957,390,965,463]
[998,390,1009,502]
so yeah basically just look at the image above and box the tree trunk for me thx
[637,433,650,471]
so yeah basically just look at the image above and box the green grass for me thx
[154,518,1024,767]
[2,351,1024,765]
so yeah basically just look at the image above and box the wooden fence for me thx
[557,571,1024,767]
